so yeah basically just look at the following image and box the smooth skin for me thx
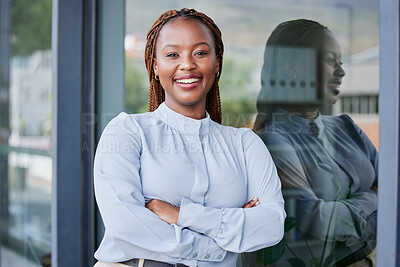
[147,17,259,224]
[153,17,219,120]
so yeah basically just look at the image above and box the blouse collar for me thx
[272,107,325,138]
[155,102,212,135]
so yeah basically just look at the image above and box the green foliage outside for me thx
[125,59,149,113]
[219,55,258,128]
[11,0,52,56]
[221,98,256,128]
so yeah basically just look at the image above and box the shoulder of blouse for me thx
[256,121,291,142]
[99,111,158,140]
[108,111,158,127]
[322,114,361,137]
[211,122,254,138]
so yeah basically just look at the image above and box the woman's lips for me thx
[327,82,341,95]
[175,78,200,84]
[174,77,202,89]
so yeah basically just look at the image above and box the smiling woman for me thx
[153,18,219,119]
[93,8,285,267]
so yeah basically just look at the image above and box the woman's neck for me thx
[164,101,207,120]
[282,105,319,120]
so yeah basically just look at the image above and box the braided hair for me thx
[144,8,224,123]
[254,19,330,131]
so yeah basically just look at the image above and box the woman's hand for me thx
[371,186,378,195]
[146,199,180,225]
[243,197,260,209]
[146,196,259,224]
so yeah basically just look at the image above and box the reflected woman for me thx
[93,8,285,267]
[254,20,377,266]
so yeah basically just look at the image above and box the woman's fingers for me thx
[243,197,260,208]
[145,199,180,224]
[371,186,378,195]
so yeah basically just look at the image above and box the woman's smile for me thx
[174,74,203,89]
[326,78,342,96]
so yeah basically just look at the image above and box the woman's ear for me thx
[215,59,220,75]
[153,60,158,76]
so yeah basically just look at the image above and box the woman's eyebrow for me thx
[324,50,338,57]
[162,42,210,50]
[193,42,211,48]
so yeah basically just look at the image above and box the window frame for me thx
[376,0,400,266]
[51,0,96,266]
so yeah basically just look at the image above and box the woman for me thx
[254,20,377,266]
[94,8,285,267]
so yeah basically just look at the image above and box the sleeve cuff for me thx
[187,232,227,262]
[178,197,222,239]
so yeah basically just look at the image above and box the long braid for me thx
[144,8,224,123]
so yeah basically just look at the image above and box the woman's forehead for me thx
[303,30,339,51]
[156,17,216,48]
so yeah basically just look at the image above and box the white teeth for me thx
[328,83,340,89]
[176,78,200,84]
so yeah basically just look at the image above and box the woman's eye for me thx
[195,51,208,56]
[166,53,178,58]
[324,57,343,66]
[325,58,336,64]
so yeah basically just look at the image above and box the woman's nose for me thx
[334,64,346,78]
[179,55,196,70]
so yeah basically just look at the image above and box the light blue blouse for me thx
[94,103,286,267]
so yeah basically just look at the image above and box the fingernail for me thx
[252,197,257,201]
[255,201,260,206]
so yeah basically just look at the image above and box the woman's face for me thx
[153,17,219,114]
[312,30,346,104]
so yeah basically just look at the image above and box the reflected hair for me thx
[144,8,224,123]
[254,19,330,131]
[266,19,328,47]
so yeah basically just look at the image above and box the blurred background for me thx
[124,0,379,147]
[0,0,378,266]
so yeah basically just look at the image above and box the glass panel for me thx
[124,1,379,266]
[0,0,52,266]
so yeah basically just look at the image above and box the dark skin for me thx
[146,197,260,225]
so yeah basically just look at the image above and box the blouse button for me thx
[204,254,210,259]
[192,253,198,258]
[217,255,223,260]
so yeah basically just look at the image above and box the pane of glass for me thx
[0,0,52,266]
[123,1,379,266]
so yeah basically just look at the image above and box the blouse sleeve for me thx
[177,129,286,253]
[94,113,227,262]
[261,130,377,245]
[342,114,379,186]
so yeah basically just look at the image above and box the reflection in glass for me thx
[124,1,379,266]
[0,0,52,266]
[253,20,377,266]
